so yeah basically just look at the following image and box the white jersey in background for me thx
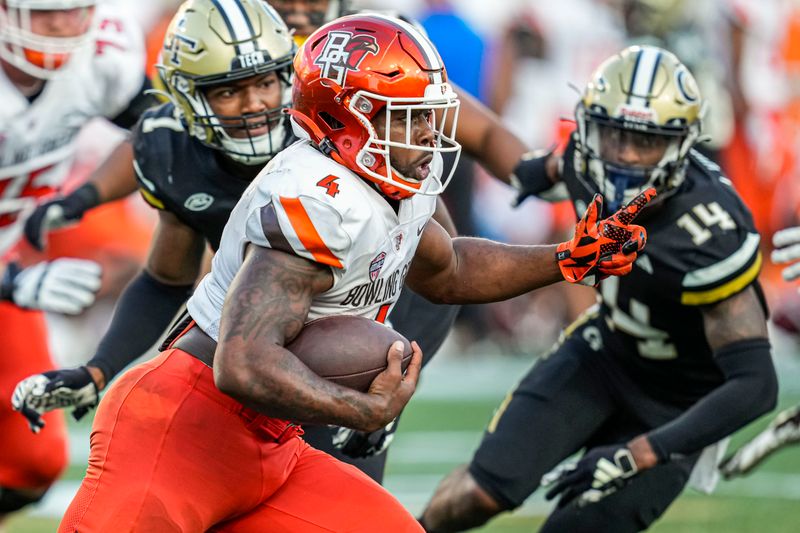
[0,2,145,254]
[188,140,439,341]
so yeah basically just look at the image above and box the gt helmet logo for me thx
[166,15,198,66]
[313,31,379,86]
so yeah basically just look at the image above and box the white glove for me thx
[719,405,800,479]
[772,226,800,282]
[10,259,102,315]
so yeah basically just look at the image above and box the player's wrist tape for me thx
[66,182,101,215]
[0,261,22,301]
[648,337,775,463]
[510,148,555,196]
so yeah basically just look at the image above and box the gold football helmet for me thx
[574,45,705,210]
[157,0,295,165]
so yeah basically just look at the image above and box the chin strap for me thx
[285,109,345,164]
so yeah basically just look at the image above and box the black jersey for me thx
[559,138,764,406]
[132,103,294,250]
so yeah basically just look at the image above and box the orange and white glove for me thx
[557,188,655,286]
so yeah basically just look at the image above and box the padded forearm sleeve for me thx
[87,270,193,382]
[647,338,778,462]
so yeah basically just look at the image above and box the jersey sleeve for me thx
[679,230,762,306]
[92,4,148,119]
[246,194,352,270]
[130,107,179,211]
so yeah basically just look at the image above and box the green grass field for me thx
[7,354,800,532]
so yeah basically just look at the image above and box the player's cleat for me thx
[719,404,800,479]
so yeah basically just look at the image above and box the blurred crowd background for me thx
[39,0,800,368]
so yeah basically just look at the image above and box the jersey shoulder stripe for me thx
[260,202,294,255]
[141,115,184,134]
[279,196,344,268]
[133,159,166,210]
[680,234,761,305]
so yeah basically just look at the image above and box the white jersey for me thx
[0,2,145,254]
[188,140,439,341]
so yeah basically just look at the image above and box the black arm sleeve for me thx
[647,338,778,462]
[110,76,159,130]
[87,270,193,382]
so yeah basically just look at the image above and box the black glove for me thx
[11,366,100,433]
[24,182,100,250]
[510,148,557,207]
[542,444,639,508]
[332,418,398,459]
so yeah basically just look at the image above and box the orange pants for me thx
[60,349,422,532]
[0,302,67,489]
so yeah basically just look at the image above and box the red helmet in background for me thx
[290,13,461,200]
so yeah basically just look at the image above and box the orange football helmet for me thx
[290,13,461,200]
[0,0,96,78]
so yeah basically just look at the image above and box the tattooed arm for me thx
[214,245,422,432]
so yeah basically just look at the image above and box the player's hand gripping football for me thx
[557,188,655,286]
[12,367,100,433]
[771,226,800,284]
[719,404,800,479]
[0,258,102,314]
[363,341,422,433]
[542,444,639,508]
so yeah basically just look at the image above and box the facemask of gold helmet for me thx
[157,0,295,166]
[574,45,705,211]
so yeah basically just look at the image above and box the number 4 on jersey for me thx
[317,175,340,197]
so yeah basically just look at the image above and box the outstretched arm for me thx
[24,140,139,250]
[450,88,528,183]
[407,218,561,304]
[12,210,204,431]
[214,246,421,433]
[408,190,652,304]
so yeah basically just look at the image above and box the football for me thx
[286,315,413,392]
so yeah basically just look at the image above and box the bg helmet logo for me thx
[314,32,379,86]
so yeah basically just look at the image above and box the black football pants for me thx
[469,318,700,532]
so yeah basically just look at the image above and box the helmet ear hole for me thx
[319,112,345,130]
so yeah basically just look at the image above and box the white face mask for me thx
[350,83,462,197]
[0,0,96,78]
[217,125,288,166]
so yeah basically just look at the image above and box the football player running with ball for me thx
[14,0,546,485]
[58,15,649,532]
[420,46,778,533]
[0,0,151,522]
